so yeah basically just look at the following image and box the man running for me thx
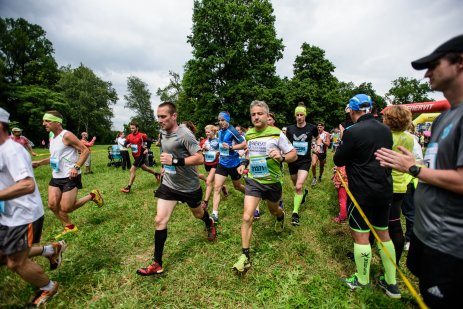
[0,108,61,306]
[232,101,297,273]
[10,127,37,156]
[334,94,400,298]
[80,132,96,174]
[375,34,463,307]
[311,122,330,185]
[211,111,246,223]
[32,111,104,239]
[285,102,318,226]
[120,121,160,193]
[136,102,216,276]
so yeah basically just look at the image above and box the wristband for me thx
[240,159,250,167]
[73,164,81,171]
[172,157,185,166]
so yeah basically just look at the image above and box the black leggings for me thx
[389,193,405,264]
[120,150,131,170]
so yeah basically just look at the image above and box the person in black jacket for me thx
[334,94,400,298]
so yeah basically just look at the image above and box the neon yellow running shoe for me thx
[232,254,251,273]
[55,226,78,240]
[91,189,104,207]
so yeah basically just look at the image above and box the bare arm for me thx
[32,157,50,168]
[0,177,35,200]
[64,132,89,178]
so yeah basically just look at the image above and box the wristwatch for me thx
[73,164,81,171]
[408,165,421,177]
[172,158,178,165]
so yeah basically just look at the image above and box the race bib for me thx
[424,142,438,170]
[219,145,230,156]
[293,141,308,156]
[164,165,176,174]
[205,151,217,163]
[50,157,60,172]
[250,156,270,178]
[131,144,138,153]
[0,200,4,214]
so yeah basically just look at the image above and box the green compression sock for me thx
[354,243,371,285]
[377,240,397,284]
[293,193,303,213]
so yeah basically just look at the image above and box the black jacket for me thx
[333,114,393,204]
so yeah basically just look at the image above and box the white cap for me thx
[0,108,10,123]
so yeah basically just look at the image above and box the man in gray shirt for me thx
[376,34,463,307]
[136,102,216,276]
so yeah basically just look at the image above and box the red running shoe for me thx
[207,218,216,241]
[136,261,164,276]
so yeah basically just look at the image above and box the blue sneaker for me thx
[253,210,260,220]
[278,200,284,210]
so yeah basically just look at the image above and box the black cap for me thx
[411,34,463,70]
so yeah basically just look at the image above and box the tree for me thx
[385,77,432,105]
[180,0,284,130]
[0,17,59,86]
[124,76,157,136]
[57,64,117,143]
[156,71,183,103]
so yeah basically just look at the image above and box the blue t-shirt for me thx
[218,125,244,168]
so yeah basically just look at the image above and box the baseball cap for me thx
[0,108,9,123]
[12,127,22,132]
[411,34,463,70]
[347,94,372,112]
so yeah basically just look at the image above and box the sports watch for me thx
[408,165,421,177]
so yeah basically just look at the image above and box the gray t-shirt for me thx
[414,103,463,259]
[160,125,201,192]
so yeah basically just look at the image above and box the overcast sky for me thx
[1,0,462,129]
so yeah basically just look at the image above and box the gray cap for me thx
[0,108,10,123]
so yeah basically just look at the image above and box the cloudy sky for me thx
[1,0,462,129]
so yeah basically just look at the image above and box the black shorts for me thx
[348,199,390,232]
[216,163,241,181]
[407,233,463,307]
[154,184,202,208]
[316,152,327,162]
[133,154,147,168]
[244,178,282,203]
[204,164,217,172]
[49,174,83,192]
[0,216,44,256]
[288,160,311,175]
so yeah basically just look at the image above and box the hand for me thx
[237,164,246,175]
[375,146,416,173]
[222,142,230,149]
[69,167,78,179]
[268,149,282,161]
[32,161,40,168]
[160,153,173,165]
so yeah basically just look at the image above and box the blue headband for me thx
[218,112,230,123]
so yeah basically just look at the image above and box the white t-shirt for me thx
[0,139,44,226]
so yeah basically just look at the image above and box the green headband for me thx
[295,106,307,116]
[43,113,63,124]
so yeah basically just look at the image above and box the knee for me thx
[6,257,25,273]
[242,213,253,225]
[206,179,213,187]
[232,181,242,190]
[389,220,403,234]
[155,216,167,229]
[213,183,222,192]
[295,183,303,192]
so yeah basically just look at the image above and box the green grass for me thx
[1,145,420,308]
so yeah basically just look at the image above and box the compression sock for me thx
[154,229,167,266]
[202,210,212,228]
[389,220,405,263]
[377,240,397,284]
[354,243,371,285]
[242,248,250,259]
[293,193,303,213]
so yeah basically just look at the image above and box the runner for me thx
[285,102,319,226]
[120,121,160,193]
[311,122,330,185]
[232,100,296,273]
[198,124,220,209]
[136,102,216,276]
[334,94,400,299]
[80,132,96,174]
[0,108,60,306]
[211,111,246,223]
[32,111,104,239]
[10,127,37,156]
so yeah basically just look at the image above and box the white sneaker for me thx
[404,242,410,251]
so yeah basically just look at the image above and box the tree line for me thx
[1,0,433,145]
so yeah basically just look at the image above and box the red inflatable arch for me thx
[381,99,450,114]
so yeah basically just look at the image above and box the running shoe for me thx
[47,240,67,270]
[232,254,251,273]
[404,242,410,251]
[378,276,401,299]
[278,200,284,210]
[207,218,216,241]
[221,186,229,198]
[301,189,308,204]
[253,209,261,220]
[120,186,131,193]
[311,177,317,186]
[318,176,322,183]
[28,282,59,307]
[136,261,164,276]
[274,212,285,233]
[291,213,300,226]
[90,189,104,207]
[211,214,219,224]
[54,226,78,240]
[341,274,369,290]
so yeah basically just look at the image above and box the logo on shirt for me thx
[293,133,308,141]
[440,124,453,140]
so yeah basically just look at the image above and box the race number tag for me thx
[205,151,216,163]
[164,165,176,174]
[293,141,308,156]
[0,200,5,214]
[250,157,270,178]
[131,144,138,153]
[424,143,438,170]
[50,157,60,172]
[219,145,230,156]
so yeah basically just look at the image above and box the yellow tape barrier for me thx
[336,170,428,309]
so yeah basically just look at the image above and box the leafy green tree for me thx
[124,76,157,137]
[385,76,432,105]
[57,64,117,143]
[0,17,59,86]
[181,0,284,130]
[156,71,183,103]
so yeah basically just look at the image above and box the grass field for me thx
[1,145,420,308]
